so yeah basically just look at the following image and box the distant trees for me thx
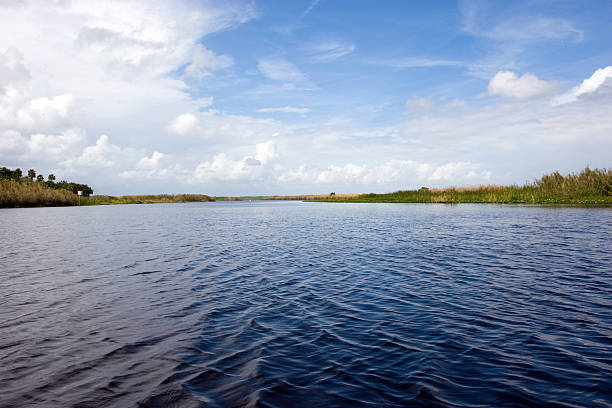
[0,167,23,181]
[0,166,93,196]
[54,181,94,196]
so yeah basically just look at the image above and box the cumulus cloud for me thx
[136,151,164,169]
[119,151,189,180]
[488,71,557,100]
[553,66,612,105]
[0,0,255,185]
[254,140,277,164]
[167,113,202,137]
[62,135,121,168]
[0,128,83,163]
[278,160,491,186]
[194,141,277,182]
[27,129,83,156]
[256,106,311,114]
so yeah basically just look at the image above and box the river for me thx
[1,202,610,407]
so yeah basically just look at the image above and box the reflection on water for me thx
[1,202,611,407]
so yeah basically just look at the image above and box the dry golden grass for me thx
[0,180,78,207]
[428,185,507,193]
[315,168,611,204]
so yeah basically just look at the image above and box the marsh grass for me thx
[81,194,215,205]
[0,180,78,207]
[311,167,612,204]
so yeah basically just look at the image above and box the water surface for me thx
[1,202,611,407]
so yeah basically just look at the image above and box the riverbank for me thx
[0,180,215,208]
[309,168,611,205]
[81,194,215,205]
[0,179,78,207]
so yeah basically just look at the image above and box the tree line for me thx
[0,167,94,196]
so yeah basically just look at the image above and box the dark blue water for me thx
[1,202,611,408]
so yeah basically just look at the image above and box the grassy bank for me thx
[0,181,215,208]
[81,194,215,205]
[0,179,78,207]
[310,167,612,205]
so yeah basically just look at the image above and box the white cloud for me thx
[302,0,321,17]
[278,160,491,186]
[62,135,121,168]
[0,0,255,179]
[308,40,355,62]
[254,140,277,165]
[0,47,30,89]
[256,106,311,114]
[185,44,233,79]
[430,162,491,181]
[167,110,281,141]
[137,151,164,169]
[460,2,583,43]
[406,97,435,113]
[316,164,365,184]
[553,66,612,105]
[118,151,189,180]
[0,128,83,162]
[27,129,83,156]
[193,141,278,182]
[485,17,583,42]
[371,57,463,69]
[488,71,557,100]
[258,58,306,82]
[167,113,202,137]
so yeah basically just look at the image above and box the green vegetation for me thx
[310,167,612,205]
[81,194,215,205]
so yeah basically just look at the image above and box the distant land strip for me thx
[1,166,610,207]
[219,167,612,205]
[308,167,612,205]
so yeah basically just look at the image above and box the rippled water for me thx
[1,202,611,408]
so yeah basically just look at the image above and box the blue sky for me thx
[0,0,611,195]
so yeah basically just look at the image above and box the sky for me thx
[0,0,611,195]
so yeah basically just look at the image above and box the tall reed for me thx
[0,180,78,207]
[310,167,611,204]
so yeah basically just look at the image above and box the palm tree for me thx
[27,169,36,181]
[36,174,44,182]
[48,174,56,182]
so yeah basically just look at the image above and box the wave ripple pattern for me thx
[1,202,611,408]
